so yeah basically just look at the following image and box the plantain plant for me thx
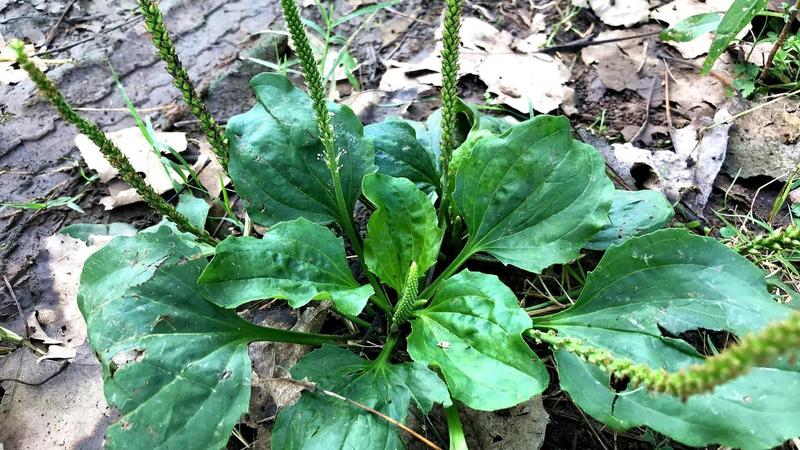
[12,0,800,449]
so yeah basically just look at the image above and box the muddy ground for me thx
[0,0,794,449]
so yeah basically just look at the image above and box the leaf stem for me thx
[373,334,398,367]
[245,323,346,346]
[420,245,473,298]
[757,0,800,83]
[445,403,468,450]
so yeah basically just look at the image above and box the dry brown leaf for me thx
[610,108,732,215]
[581,26,732,119]
[461,396,548,450]
[589,0,650,27]
[652,0,736,58]
[76,127,188,209]
[0,234,112,448]
[382,17,569,113]
[195,141,229,199]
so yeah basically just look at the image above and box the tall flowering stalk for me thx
[137,0,229,168]
[437,0,464,222]
[530,311,800,399]
[11,40,215,246]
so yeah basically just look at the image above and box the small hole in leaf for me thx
[610,374,630,393]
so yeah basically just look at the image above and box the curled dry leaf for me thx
[609,108,732,215]
[75,126,188,209]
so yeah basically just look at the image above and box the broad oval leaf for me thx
[407,270,548,411]
[227,73,376,227]
[198,218,373,316]
[272,345,451,450]
[363,173,444,293]
[77,229,255,450]
[453,115,614,273]
[585,189,674,251]
[540,229,800,449]
[365,121,440,192]
[702,0,767,73]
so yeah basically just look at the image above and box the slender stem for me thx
[374,334,398,367]
[278,0,393,314]
[245,323,346,346]
[445,403,468,450]
[10,40,216,246]
[419,244,473,299]
[757,0,800,83]
[137,0,229,168]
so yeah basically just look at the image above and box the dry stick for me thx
[630,77,657,144]
[2,276,26,338]
[33,13,142,57]
[320,389,443,450]
[43,0,77,48]
[758,0,800,83]
[538,30,661,54]
[663,60,672,128]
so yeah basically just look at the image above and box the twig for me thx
[3,276,26,338]
[663,60,672,128]
[42,0,77,48]
[700,89,800,132]
[0,361,70,387]
[320,389,443,450]
[32,13,142,57]
[758,0,800,82]
[636,40,648,73]
[630,77,657,143]
[538,30,660,54]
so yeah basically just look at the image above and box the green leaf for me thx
[585,189,674,251]
[453,116,614,273]
[659,12,723,42]
[59,222,137,243]
[540,229,799,449]
[702,0,767,74]
[363,173,443,293]
[364,121,441,192]
[177,193,210,229]
[272,345,451,450]
[77,228,254,450]
[198,218,373,315]
[407,270,548,411]
[227,73,376,227]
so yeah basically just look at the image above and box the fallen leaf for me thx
[461,396,548,450]
[588,0,650,27]
[25,312,61,345]
[652,0,737,59]
[383,17,570,113]
[581,25,732,119]
[741,41,774,67]
[723,97,800,181]
[0,233,113,448]
[195,141,229,199]
[75,127,188,209]
[609,108,732,215]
